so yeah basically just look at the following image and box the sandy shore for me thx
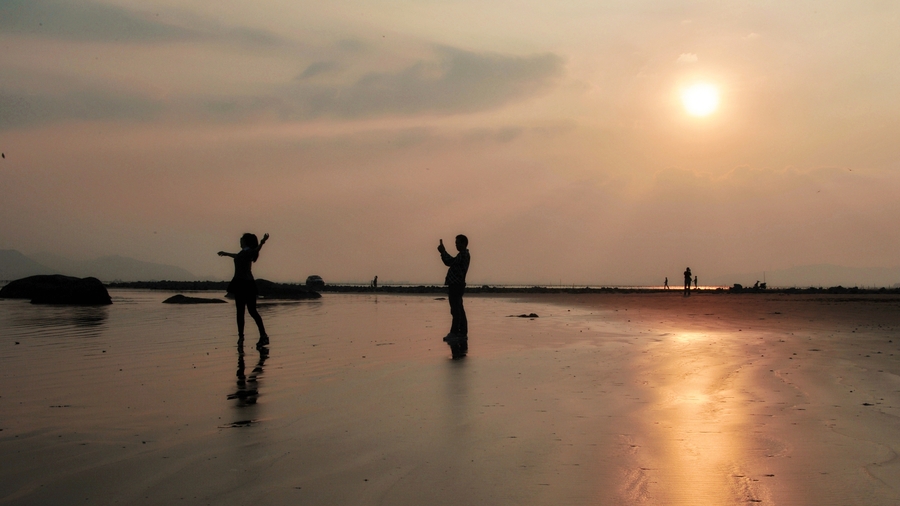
[0,290,898,505]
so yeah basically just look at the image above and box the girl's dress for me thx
[226,248,258,299]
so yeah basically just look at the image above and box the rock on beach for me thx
[162,294,226,304]
[0,275,112,305]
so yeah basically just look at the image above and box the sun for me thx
[681,83,720,116]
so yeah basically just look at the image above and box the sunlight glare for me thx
[681,83,720,117]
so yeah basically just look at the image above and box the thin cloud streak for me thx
[282,47,564,118]
[1,43,564,128]
[0,0,285,46]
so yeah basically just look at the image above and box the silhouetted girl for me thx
[219,233,269,348]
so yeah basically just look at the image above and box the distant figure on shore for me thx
[664,277,669,289]
[683,267,692,296]
[372,276,378,289]
[219,233,269,349]
[438,235,470,358]
[694,275,698,290]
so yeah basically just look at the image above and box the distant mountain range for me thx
[0,250,196,282]
[0,250,55,280]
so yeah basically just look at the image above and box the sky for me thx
[1,0,900,285]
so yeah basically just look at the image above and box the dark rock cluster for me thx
[256,279,321,299]
[162,294,226,304]
[0,275,112,305]
[108,279,321,300]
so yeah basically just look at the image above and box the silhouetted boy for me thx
[683,267,692,296]
[438,235,470,357]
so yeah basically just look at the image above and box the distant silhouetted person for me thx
[438,235,470,358]
[372,275,378,289]
[664,277,669,289]
[684,267,692,296]
[694,275,698,289]
[219,233,269,349]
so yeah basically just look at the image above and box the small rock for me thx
[163,294,226,304]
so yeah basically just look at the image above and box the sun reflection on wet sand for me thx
[629,329,765,505]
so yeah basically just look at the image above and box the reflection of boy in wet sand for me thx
[438,235,470,358]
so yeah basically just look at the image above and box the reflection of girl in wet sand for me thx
[228,345,268,407]
[219,233,269,348]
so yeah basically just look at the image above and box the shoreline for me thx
[106,280,900,296]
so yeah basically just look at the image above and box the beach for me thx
[1,290,899,505]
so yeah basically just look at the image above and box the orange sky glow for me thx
[2,1,900,285]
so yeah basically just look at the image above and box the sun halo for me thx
[681,83,720,117]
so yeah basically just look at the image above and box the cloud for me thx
[0,0,284,46]
[0,0,190,42]
[1,44,564,128]
[297,61,340,80]
[282,46,565,118]
[676,53,698,64]
[0,89,162,128]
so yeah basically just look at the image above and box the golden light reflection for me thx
[672,331,711,343]
[681,83,720,116]
[633,329,753,504]
[662,373,741,501]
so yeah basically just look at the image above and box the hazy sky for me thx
[2,0,899,284]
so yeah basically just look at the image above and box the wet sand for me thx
[0,290,898,505]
